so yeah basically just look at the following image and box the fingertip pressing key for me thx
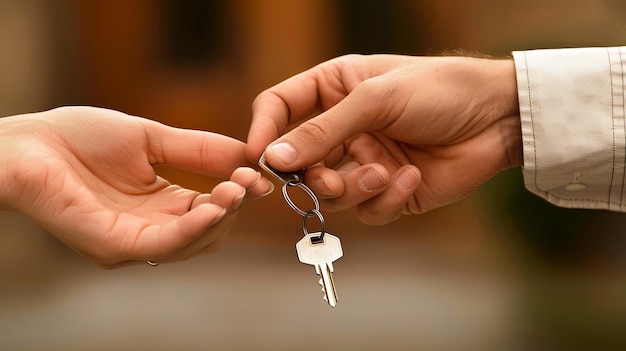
[267,142,298,166]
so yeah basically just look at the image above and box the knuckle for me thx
[297,119,332,145]
[349,133,387,159]
[252,89,274,105]
[355,78,381,97]
[379,79,402,106]
[320,54,360,70]
[355,76,406,124]
[338,53,362,61]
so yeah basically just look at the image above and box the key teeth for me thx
[319,278,329,302]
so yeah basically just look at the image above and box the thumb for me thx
[263,81,387,171]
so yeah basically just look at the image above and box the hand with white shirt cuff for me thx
[514,47,626,212]
[246,54,522,225]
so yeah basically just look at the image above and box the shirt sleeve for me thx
[512,47,626,212]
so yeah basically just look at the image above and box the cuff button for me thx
[565,183,587,191]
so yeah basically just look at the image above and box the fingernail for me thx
[261,181,275,196]
[314,178,337,197]
[269,142,298,165]
[250,181,275,201]
[232,189,246,209]
[397,168,419,190]
[359,168,386,191]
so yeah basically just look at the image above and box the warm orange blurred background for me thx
[3,0,626,350]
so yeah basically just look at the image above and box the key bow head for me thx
[296,233,343,265]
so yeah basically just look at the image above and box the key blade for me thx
[317,262,338,308]
[295,232,342,308]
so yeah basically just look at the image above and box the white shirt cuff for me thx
[513,47,626,211]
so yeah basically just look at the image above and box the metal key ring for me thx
[281,181,320,217]
[302,209,326,243]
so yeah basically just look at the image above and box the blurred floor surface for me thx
[0,199,519,351]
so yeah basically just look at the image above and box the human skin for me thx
[0,106,273,268]
[247,54,521,225]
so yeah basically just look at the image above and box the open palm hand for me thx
[1,107,272,268]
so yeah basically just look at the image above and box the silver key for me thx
[296,232,343,308]
[258,152,304,185]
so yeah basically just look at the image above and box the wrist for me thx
[0,118,14,210]
[0,114,41,211]
[490,58,522,168]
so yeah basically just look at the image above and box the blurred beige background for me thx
[3,0,626,350]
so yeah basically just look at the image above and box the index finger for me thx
[246,58,355,164]
[145,120,252,178]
